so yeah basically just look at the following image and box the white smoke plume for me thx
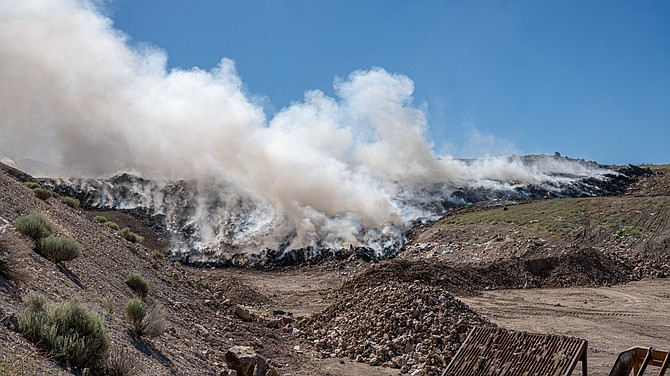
[0,0,610,261]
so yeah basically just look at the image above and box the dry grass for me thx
[124,299,166,338]
[0,231,31,283]
[104,347,142,376]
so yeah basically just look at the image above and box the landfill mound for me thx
[402,166,670,286]
[43,158,640,267]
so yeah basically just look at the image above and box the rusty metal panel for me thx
[609,347,670,376]
[442,327,587,376]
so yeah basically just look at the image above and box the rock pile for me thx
[298,281,492,375]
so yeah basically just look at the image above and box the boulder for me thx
[224,346,279,376]
[235,305,252,321]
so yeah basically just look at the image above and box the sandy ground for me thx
[225,265,670,376]
[460,278,670,376]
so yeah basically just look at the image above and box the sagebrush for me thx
[23,182,41,189]
[33,188,52,200]
[117,228,144,243]
[60,196,80,208]
[37,236,81,263]
[14,212,54,242]
[124,298,166,337]
[125,273,148,298]
[94,215,108,223]
[105,221,121,231]
[18,293,110,369]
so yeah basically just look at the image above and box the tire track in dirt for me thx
[460,279,670,376]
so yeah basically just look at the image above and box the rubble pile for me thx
[299,281,492,375]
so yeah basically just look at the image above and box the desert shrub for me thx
[105,347,142,376]
[151,250,164,260]
[60,196,80,208]
[94,215,108,223]
[139,304,166,337]
[125,273,148,298]
[117,228,144,243]
[33,188,52,200]
[0,236,11,280]
[103,294,114,315]
[14,212,54,242]
[23,182,41,189]
[18,293,110,369]
[105,221,121,231]
[124,299,166,338]
[0,234,27,283]
[37,236,81,263]
[124,298,145,332]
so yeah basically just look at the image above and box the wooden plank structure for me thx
[442,327,588,376]
[608,347,670,376]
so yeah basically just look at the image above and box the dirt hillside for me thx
[0,164,299,375]
[1,163,669,376]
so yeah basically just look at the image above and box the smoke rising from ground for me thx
[1,1,609,258]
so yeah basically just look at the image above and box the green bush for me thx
[124,298,145,333]
[124,299,166,338]
[14,212,54,242]
[60,196,80,208]
[125,273,148,298]
[18,293,110,369]
[23,182,41,189]
[94,215,108,223]
[37,236,81,263]
[33,188,52,200]
[117,228,144,244]
[105,221,121,231]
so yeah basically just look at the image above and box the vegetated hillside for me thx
[399,165,670,289]
[0,163,293,375]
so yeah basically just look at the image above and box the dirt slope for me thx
[1,163,669,376]
[401,167,670,287]
[0,165,297,375]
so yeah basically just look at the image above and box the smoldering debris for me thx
[44,157,636,267]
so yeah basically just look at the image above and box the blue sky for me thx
[110,0,669,165]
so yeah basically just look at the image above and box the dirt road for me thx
[460,279,670,376]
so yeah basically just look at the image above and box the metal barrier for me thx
[609,347,669,376]
[442,327,587,376]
